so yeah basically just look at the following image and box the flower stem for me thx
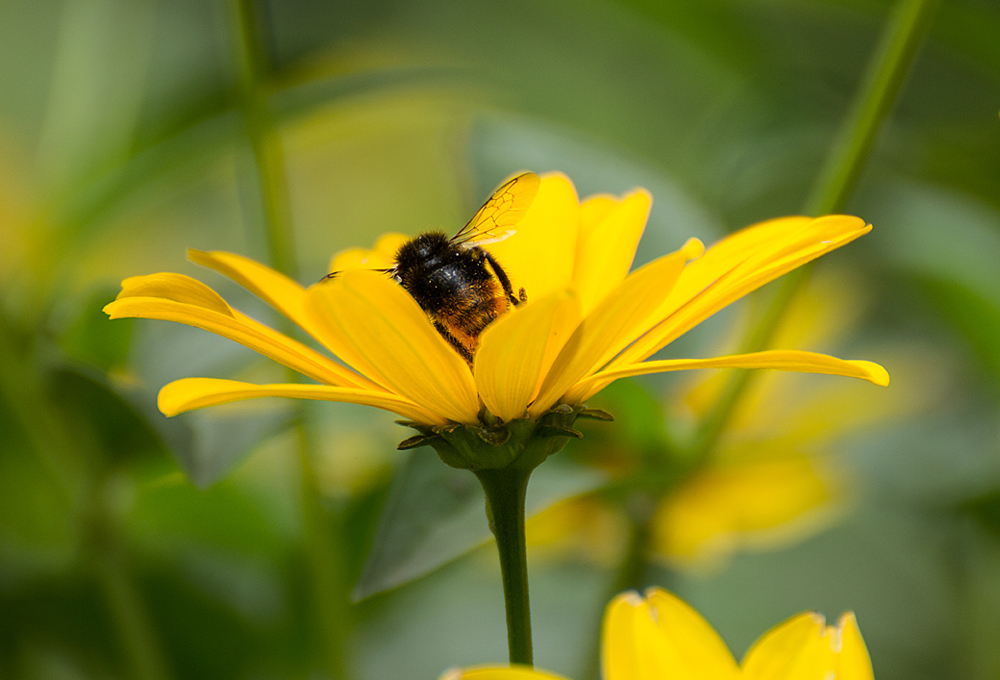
[690,0,938,460]
[227,3,350,678]
[584,2,938,677]
[475,468,534,666]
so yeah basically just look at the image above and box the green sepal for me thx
[396,434,441,450]
[536,425,583,439]
[577,408,615,421]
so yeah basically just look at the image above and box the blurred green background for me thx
[2,0,1000,679]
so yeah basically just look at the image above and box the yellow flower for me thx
[441,587,873,680]
[104,173,887,429]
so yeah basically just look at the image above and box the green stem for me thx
[229,0,297,278]
[584,0,938,675]
[226,3,350,678]
[691,0,938,460]
[476,468,534,666]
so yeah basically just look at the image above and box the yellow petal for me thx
[651,453,839,567]
[602,589,739,680]
[609,216,870,369]
[474,290,580,422]
[528,240,703,417]
[305,270,479,424]
[328,232,410,273]
[105,274,377,390]
[834,613,875,680]
[158,377,443,424]
[573,190,650,316]
[741,613,835,680]
[602,591,654,680]
[486,173,580,303]
[117,272,234,314]
[188,249,328,340]
[570,350,889,404]
[438,666,568,680]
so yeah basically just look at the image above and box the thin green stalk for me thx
[227,2,350,678]
[229,0,297,278]
[0,315,172,680]
[476,468,534,666]
[583,2,938,678]
[690,0,938,460]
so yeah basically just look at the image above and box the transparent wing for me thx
[452,172,541,246]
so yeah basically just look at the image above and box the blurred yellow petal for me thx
[486,173,580,302]
[651,454,839,567]
[571,349,889,403]
[104,275,375,390]
[741,613,836,680]
[609,216,870,369]
[602,589,739,680]
[158,377,441,423]
[305,270,479,424]
[529,240,702,417]
[835,613,875,680]
[573,190,650,316]
[438,667,568,680]
[475,290,580,422]
[329,232,409,272]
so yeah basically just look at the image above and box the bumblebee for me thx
[325,173,540,363]
[390,172,540,364]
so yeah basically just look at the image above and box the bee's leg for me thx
[433,319,475,365]
[483,251,523,306]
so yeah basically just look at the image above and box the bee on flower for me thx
[105,172,887,460]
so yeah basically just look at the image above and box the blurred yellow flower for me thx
[442,587,873,680]
[528,270,918,569]
[105,173,886,427]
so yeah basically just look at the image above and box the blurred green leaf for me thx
[353,452,604,601]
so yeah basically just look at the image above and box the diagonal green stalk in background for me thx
[581,0,938,677]
[228,1,350,678]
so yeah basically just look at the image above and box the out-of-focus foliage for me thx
[1,1,999,680]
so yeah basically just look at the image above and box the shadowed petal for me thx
[158,377,443,424]
[305,270,479,424]
[569,349,889,404]
[104,273,377,390]
[475,290,580,422]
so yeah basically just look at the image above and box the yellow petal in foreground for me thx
[608,215,871,369]
[571,349,889,404]
[447,588,873,680]
[158,377,442,424]
[104,274,376,390]
[306,270,480,424]
[438,667,568,680]
[602,590,740,680]
[475,290,580,422]
[741,609,873,680]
